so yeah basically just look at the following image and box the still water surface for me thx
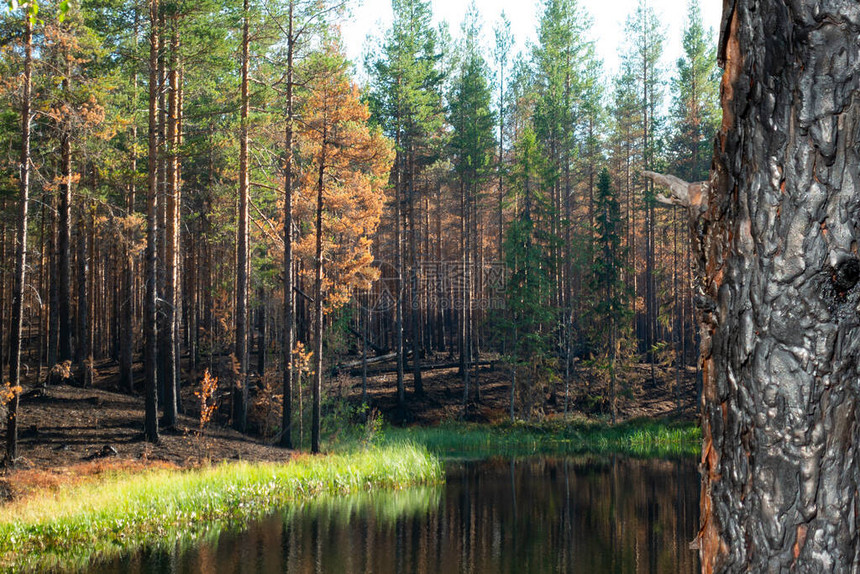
[96,456,699,573]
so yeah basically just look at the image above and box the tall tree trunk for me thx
[394,142,405,416]
[0,200,7,382]
[280,0,295,449]
[162,17,180,427]
[257,285,266,376]
[47,195,58,370]
[76,205,93,387]
[310,124,326,455]
[5,13,33,465]
[143,0,161,443]
[233,0,251,433]
[120,26,138,392]
[58,82,73,364]
[407,152,422,396]
[697,2,860,569]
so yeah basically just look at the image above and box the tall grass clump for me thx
[0,444,442,573]
[383,418,701,459]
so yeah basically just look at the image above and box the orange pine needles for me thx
[0,383,22,407]
[194,369,218,433]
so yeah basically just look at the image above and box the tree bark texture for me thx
[699,1,860,571]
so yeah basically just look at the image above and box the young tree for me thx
[501,127,554,421]
[692,1,860,569]
[296,42,393,453]
[590,168,628,424]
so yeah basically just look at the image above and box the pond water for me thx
[96,456,700,573]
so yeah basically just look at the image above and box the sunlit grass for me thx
[0,444,442,573]
[382,418,701,459]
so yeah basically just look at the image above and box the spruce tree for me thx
[590,168,629,423]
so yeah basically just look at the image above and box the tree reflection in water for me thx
[98,456,699,573]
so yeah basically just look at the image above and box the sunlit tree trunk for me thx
[163,16,181,428]
[5,12,33,465]
[280,0,295,449]
[120,24,138,392]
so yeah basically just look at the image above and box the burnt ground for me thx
[0,352,696,499]
[334,353,698,425]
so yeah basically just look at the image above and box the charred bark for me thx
[660,1,860,570]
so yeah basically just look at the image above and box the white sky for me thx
[341,0,722,82]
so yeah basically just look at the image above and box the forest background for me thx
[0,0,720,457]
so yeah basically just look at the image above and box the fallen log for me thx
[348,359,493,378]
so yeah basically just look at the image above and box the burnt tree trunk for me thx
[694,1,860,570]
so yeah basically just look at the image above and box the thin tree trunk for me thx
[162,17,180,427]
[233,0,251,433]
[58,80,73,364]
[407,152,422,396]
[280,0,295,449]
[310,123,326,455]
[120,16,138,391]
[394,141,405,416]
[5,13,33,465]
[143,0,161,443]
[76,206,92,386]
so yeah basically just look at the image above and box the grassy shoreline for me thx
[382,418,701,458]
[0,444,442,573]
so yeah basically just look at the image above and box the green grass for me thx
[0,444,443,573]
[382,418,701,459]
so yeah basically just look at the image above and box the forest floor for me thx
[333,353,698,425]
[0,353,696,500]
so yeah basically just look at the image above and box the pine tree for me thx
[368,0,443,410]
[620,0,664,374]
[296,41,393,453]
[669,0,719,182]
